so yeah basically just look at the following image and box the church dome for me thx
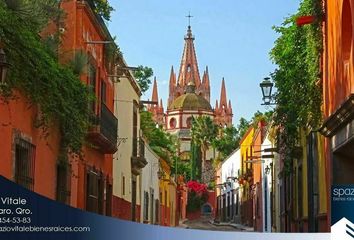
[169,93,212,111]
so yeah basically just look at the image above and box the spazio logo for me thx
[333,188,354,198]
[332,218,354,240]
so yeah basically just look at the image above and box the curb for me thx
[209,220,252,231]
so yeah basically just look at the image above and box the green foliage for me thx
[92,0,114,21]
[213,111,273,159]
[191,116,217,153]
[237,117,251,140]
[213,126,239,158]
[190,140,202,181]
[0,2,92,154]
[133,65,154,93]
[186,191,208,212]
[270,0,323,175]
[251,110,273,128]
[69,50,88,76]
[191,116,217,182]
[42,33,60,58]
[4,0,63,32]
[171,161,191,181]
[140,110,177,163]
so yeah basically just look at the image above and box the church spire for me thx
[215,78,233,126]
[202,66,210,89]
[151,77,158,102]
[159,98,164,110]
[220,77,227,108]
[177,24,201,88]
[169,66,176,92]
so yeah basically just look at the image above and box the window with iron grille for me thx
[155,199,159,224]
[164,190,167,221]
[144,191,149,221]
[86,169,104,214]
[150,188,154,224]
[15,138,35,191]
[122,175,125,196]
[131,179,137,221]
[106,182,112,216]
[101,80,107,104]
[56,162,71,204]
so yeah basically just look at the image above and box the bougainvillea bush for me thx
[186,181,208,212]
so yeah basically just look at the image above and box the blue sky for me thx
[108,1,300,125]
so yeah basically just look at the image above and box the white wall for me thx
[140,144,160,224]
[261,134,274,232]
[220,148,242,221]
[221,148,241,188]
[113,74,140,204]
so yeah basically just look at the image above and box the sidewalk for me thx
[210,220,254,232]
[178,219,189,228]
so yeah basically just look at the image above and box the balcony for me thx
[131,138,148,175]
[87,103,118,154]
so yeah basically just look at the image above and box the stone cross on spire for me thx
[186,12,193,27]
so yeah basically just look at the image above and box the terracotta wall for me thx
[60,0,114,211]
[112,196,132,221]
[0,91,61,200]
[323,0,354,230]
[324,0,354,118]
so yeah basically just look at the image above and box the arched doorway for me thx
[201,203,212,215]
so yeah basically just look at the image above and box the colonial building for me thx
[217,148,242,224]
[141,142,160,224]
[60,0,118,216]
[0,0,118,217]
[112,57,146,222]
[320,0,354,231]
[148,24,233,182]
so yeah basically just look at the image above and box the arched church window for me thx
[187,65,191,72]
[186,117,193,128]
[169,118,176,129]
[342,0,352,62]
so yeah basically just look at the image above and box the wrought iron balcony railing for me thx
[87,103,118,154]
[131,138,147,174]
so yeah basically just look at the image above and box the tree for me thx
[191,116,217,182]
[140,110,177,163]
[133,65,153,94]
[190,140,202,181]
[213,126,239,158]
[270,0,322,174]
[0,1,92,154]
[92,0,114,21]
[237,117,251,140]
[251,110,273,128]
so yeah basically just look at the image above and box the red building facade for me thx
[0,0,117,217]
[320,0,354,231]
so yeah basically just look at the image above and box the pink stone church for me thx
[148,24,233,182]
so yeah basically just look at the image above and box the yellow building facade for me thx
[158,158,177,226]
[239,127,254,227]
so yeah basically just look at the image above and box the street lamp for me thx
[265,165,271,175]
[0,48,10,84]
[260,77,275,105]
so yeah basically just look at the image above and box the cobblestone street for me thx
[181,217,244,232]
